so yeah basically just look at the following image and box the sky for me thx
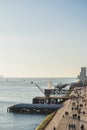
[0,0,87,77]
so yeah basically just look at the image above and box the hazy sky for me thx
[0,0,87,77]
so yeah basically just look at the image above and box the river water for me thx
[0,77,77,130]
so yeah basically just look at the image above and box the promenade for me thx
[44,86,87,130]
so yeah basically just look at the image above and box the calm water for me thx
[0,77,77,130]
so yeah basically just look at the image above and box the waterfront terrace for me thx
[42,85,87,130]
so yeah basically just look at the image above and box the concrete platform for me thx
[7,103,63,114]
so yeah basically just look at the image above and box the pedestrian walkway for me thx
[44,86,87,130]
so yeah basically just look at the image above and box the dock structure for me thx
[7,103,63,114]
[42,85,87,130]
[7,95,69,114]
[44,84,68,96]
[33,96,69,104]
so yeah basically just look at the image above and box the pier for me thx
[7,95,69,114]
[7,103,63,114]
[33,96,69,104]
[41,85,87,130]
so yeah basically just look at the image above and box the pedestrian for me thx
[68,124,70,130]
[81,124,84,130]
[53,127,56,130]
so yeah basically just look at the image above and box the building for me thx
[78,67,87,81]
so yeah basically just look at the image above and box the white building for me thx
[78,67,87,81]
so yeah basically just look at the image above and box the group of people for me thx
[53,87,86,130]
[68,124,76,130]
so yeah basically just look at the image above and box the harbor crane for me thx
[31,81,69,97]
[31,81,52,97]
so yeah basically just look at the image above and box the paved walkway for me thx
[44,86,87,130]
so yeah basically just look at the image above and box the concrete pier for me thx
[7,103,62,114]
[44,86,87,130]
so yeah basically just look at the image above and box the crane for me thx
[31,81,50,97]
